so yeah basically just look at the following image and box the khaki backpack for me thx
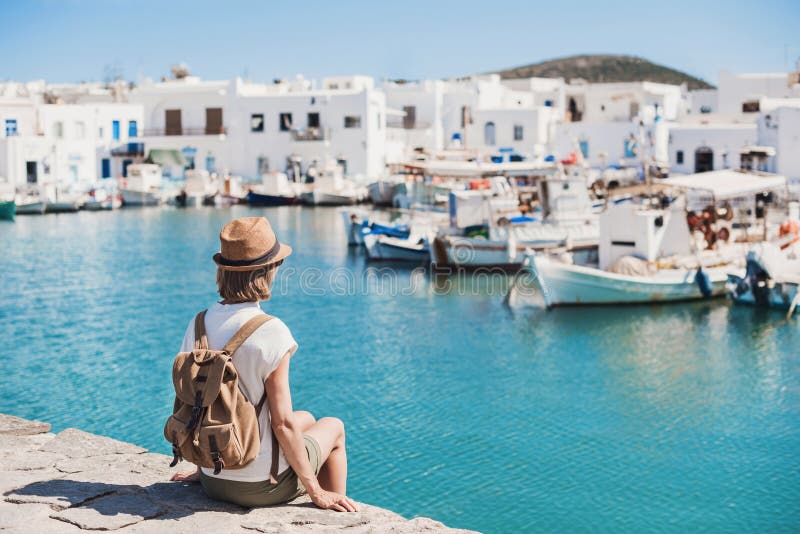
[164,310,280,481]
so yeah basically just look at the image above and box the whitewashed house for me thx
[0,80,143,191]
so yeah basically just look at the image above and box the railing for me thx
[290,128,327,141]
[142,127,227,136]
[111,142,145,157]
[386,119,432,129]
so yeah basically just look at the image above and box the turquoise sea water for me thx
[1,206,799,533]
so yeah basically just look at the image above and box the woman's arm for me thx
[267,353,357,512]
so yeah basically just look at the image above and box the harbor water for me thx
[1,206,798,532]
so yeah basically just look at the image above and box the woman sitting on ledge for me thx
[170,216,358,513]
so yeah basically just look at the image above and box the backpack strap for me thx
[222,313,273,355]
[194,310,209,350]
[255,389,281,484]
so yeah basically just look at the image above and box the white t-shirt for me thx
[180,301,297,482]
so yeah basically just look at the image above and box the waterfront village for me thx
[1,63,800,310]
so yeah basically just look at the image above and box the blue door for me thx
[128,121,137,138]
[112,120,120,141]
[101,158,111,178]
[122,159,132,177]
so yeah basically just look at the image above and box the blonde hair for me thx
[216,262,281,303]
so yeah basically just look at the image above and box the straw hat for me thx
[213,217,292,271]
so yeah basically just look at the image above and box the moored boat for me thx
[120,164,164,207]
[364,234,430,262]
[510,169,790,307]
[247,171,302,206]
[728,241,800,314]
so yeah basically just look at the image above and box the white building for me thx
[717,69,800,114]
[131,74,387,179]
[0,80,143,190]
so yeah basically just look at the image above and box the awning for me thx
[385,107,407,117]
[661,170,787,200]
[739,145,776,156]
[145,149,186,167]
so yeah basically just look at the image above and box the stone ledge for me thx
[0,414,476,533]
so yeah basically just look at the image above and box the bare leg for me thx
[294,410,316,432]
[304,417,347,494]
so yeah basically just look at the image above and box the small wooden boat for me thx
[246,190,300,206]
[15,199,47,215]
[0,200,15,221]
[364,234,430,263]
[45,200,80,213]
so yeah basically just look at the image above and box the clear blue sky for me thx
[1,0,798,86]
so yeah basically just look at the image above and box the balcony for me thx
[386,119,432,129]
[141,127,227,137]
[290,128,327,142]
[111,142,145,157]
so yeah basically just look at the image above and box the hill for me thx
[495,54,714,90]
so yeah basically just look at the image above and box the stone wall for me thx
[0,414,475,533]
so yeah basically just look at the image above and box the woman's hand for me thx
[309,488,359,512]
[170,469,201,483]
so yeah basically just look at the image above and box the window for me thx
[601,104,606,112]
[128,120,138,138]
[250,114,264,132]
[676,150,684,164]
[344,115,361,128]
[205,108,223,135]
[75,121,85,139]
[54,121,64,138]
[460,106,470,128]
[403,106,416,129]
[513,125,523,141]
[5,119,18,136]
[101,158,111,178]
[279,113,293,131]
[742,101,760,113]
[544,100,553,107]
[206,154,216,172]
[165,109,182,135]
[307,112,320,128]
[112,120,120,140]
[484,122,496,146]
[700,105,712,114]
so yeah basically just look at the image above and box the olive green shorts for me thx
[200,435,322,507]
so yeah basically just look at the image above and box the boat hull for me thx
[309,191,360,206]
[364,235,430,262]
[246,191,299,206]
[728,274,800,311]
[368,181,395,206]
[15,202,47,215]
[0,201,15,221]
[432,235,598,271]
[120,189,161,207]
[529,256,729,306]
[45,201,79,214]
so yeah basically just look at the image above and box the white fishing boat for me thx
[302,162,367,206]
[84,188,121,211]
[512,170,790,307]
[433,173,599,270]
[120,164,164,206]
[364,234,430,262]
[15,195,47,215]
[247,172,303,206]
[177,169,216,207]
